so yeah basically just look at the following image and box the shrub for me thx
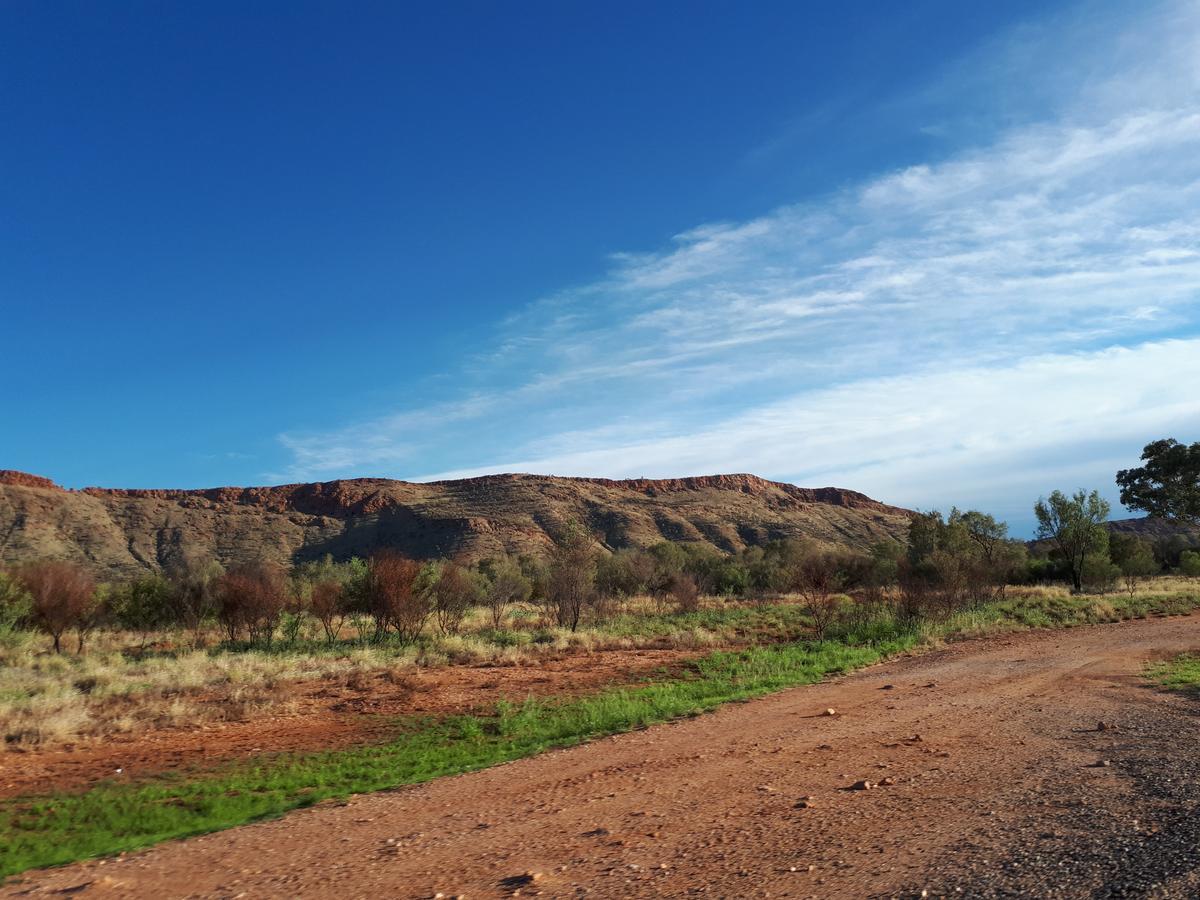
[846,582,891,630]
[1111,536,1159,597]
[907,509,1023,607]
[1180,549,1200,579]
[308,579,347,642]
[1080,553,1120,594]
[743,546,790,598]
[792,551,849,638]
[366,552,430,641]
[432,562,481,636]
[216,563,288,645]
[669,572,701,614]
[278,609,307,646]
[110,576,175,649]
[17,560,99,653]
[896,561,935,622]
[166,558,223,648]
[0,570,32,642]
[710,559,750,596]
[545,525,599,632]
[482,556,532,629]
[595,548,656,599]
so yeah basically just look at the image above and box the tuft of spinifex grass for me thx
[0,633,915,878]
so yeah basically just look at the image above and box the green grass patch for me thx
[1146,653,1200,693]
[0,629,916,878]
[604,602,811,640]
[963,591,1199,631]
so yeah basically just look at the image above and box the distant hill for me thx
[0,470,913,579]
[1106,516,1200,543]
[1026,516,1200,555]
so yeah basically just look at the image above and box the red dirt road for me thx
[6,615,1200,899]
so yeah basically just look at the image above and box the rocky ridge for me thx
[0,469,912,579]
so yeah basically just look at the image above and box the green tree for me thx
[1116,438,1200,524]
[545,523,598,631]
[1180,549,1200,579]
[953,510,1008,564]
[594,548,655,599]
[111,575,175,649]
[166,558,223,648]
[1110,536,1158,597]
[1034,489,1111,593]
[1081,553,1120,594]
[906,511,945,566]
[481,555,533,629]
[0,570,32,641]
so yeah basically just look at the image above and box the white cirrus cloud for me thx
[274,1,1200,530]
[416,338,1200,527]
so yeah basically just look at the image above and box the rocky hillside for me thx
[0,470,913,580]
[1107,516,1200,543]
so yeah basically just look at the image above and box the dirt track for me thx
[6,614,1200,899]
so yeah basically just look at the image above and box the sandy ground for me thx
[4,613,1199,899]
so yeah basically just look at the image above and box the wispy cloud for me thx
[274,0,1200,528]
[418,338,1200,524]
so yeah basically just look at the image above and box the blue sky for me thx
[3,1,1199,532]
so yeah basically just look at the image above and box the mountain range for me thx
[0,470,913,579]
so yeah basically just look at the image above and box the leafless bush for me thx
[433,562,480,636]
[928,549,970,617]
[367,552,430,641]
[669,572,701,614]
[964,559,1006,606]
[896,562,935,622]
[217,563,288,645]
[17,560,98,653]
[644,559,685,614]
[309,579,347,642]
[791,552,848,639]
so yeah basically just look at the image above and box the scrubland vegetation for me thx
[2,483,1199,750]
[2,443,1199,877]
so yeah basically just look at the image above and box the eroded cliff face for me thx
[0,470,912,579]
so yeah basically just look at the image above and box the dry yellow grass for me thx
[0,594,741,748]
[6,580,1193,749]
[0,636,391,746]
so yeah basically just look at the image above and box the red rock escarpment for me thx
[1,472,913,578]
